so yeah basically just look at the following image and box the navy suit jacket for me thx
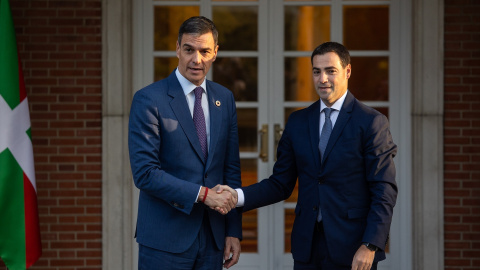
[128,70,242,253]
[242,91,397,265]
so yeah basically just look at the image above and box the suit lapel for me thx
[322,91,354,163]
[167,73,206,164]
[205,81,222,168]
[308,101,321,168]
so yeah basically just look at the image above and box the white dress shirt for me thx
[175,69,210,202]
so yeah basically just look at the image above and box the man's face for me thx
[176,32,218,86]
[312,52,351,107]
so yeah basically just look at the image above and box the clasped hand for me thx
[203,185,238,215]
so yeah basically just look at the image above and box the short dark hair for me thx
[311,42,350,68]
[178,16,218,46]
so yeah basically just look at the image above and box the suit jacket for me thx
[242,91,397,265]
[128,70,242,253]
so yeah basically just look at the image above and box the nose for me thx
[320,72,328,83]
[192,51,201,64]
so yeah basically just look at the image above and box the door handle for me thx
[274,124,284,161]
[259,124,268,162]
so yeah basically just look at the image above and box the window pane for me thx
[241,159,258,252]
[343,5,389,50]
[213,57,258,101]
[285,57,317,102]
[154,6,200,51]
[285,208,295,253]
[348,57,389,101]
[285,6,330,51]
[154,57,178,82]
[237,108,257,152]
[213,6,258,51]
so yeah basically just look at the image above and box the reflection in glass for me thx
[285,6,330,51]
[241,159,258,252]
[343,6,389,50]
[213,6,258,51]
[154,6,199,51]
[237,108,258,152]
[348,57,388,101]
[285,57,317,102]
[285,209,295,253]
[213,57,258,101]
[154,57,178,82]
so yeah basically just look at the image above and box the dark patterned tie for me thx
[193,87,208,161]
[319,108,333,160]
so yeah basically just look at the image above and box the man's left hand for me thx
[223,236,240,269]
[351,244,375,270]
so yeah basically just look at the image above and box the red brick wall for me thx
[2,1,103,269]
[444,0,480,269]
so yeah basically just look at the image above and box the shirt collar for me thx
[320,90,348,112]
[175,68,207,96]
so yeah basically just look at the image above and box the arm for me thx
[362,114,398,249]
[128,90,201,215]
[352,113,398,269]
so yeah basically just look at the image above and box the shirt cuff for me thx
[235,188,245,207]
[195,186,202,203]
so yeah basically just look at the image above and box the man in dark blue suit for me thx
[128,16,242,270]
[219,42,398,270]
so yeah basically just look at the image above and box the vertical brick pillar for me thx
[5,1,103,269]
[444,1,480,269]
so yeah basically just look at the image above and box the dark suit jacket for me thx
[242,91,397,265]
[128,70,242,253]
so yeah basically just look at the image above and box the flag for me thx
[0,0,42,269]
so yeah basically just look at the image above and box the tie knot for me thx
[194,87,203,100]
[323,108,333,118]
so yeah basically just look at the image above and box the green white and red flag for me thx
[0,0,42,269]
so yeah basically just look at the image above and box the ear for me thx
[176,41,180,59]
[212,45,219,62]
[345,64,352,79]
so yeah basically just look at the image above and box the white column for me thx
[102,0,134,269]
[412,0,444,269]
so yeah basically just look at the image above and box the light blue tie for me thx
[317,108,333,222]
[319,108,333,160]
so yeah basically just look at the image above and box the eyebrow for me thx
[312,66,338,70]
[182,43,211,51]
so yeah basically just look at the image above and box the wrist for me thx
[198,186,206,202]
[362,242,378,252]
[202,187,209,203]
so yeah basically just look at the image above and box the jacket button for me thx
[205,173,208,178]
[313,206,318,211]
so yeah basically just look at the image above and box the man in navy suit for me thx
[128,16,242,270]
[219,42,398,270]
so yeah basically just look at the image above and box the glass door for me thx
[136,0,409,269]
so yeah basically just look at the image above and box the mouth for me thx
[188,67,204,73]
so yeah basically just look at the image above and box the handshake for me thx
[198,185,238,215]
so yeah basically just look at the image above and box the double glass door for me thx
[136,0,406,269]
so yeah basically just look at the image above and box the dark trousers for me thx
[138,213,223,270]
[294,222,378,270]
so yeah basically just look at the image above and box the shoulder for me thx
[288,100,319,121]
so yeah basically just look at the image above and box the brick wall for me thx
[2,1,103,269]
[444,0,480,269]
